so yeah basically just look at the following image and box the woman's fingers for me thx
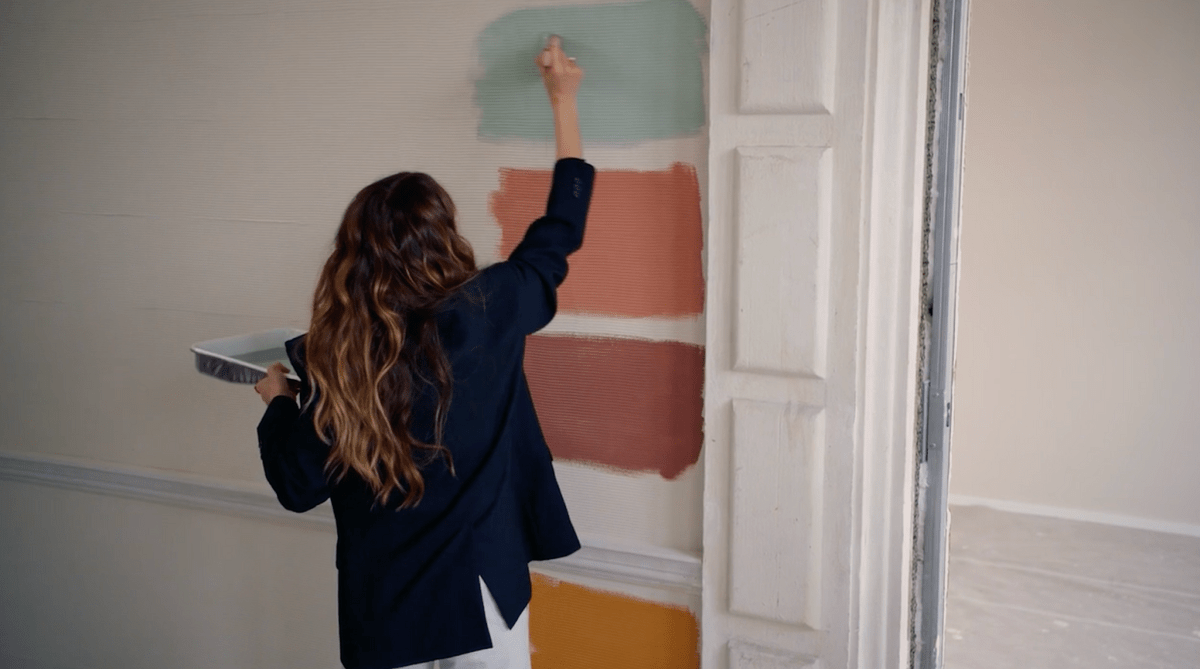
[538,34,582,101]
[540,35,575,72]
[539,35,558,71]
[254,363,295,404]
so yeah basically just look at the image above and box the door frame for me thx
[913,0,970,667]
[700,0,935,666]
[849,1,937,665]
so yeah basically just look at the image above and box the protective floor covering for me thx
[944,505,1200,668]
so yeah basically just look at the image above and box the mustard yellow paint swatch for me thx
[530,574,699,669]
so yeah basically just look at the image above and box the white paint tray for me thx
[191,328,305,384]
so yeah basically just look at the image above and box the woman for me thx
[252,37,591,669]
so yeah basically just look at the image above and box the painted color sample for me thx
[524,335,703,478]
[475,0,707,142]
[493,163,704,318]
[530,574,699,669]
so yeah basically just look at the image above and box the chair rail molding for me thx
[0,450,701,594]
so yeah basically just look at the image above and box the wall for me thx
[0,481,341,668]
[951,0,1200,527]
[0,0,705,666]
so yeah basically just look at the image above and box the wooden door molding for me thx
[702,1,932,667]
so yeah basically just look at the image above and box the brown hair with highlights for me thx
[305,172,477,508]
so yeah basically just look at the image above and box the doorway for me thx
[919,0,1200,667]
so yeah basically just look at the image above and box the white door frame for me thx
[702,1,932,666]
[913,0,970,666]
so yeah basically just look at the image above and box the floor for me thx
[943,505,1200,668]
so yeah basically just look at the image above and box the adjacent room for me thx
[944,0,1200,666]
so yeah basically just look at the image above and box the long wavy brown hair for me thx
[305,171,477,509]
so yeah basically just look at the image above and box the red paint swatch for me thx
[492,163,704,318]
[524,334,703,479]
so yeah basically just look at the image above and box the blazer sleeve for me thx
[256,337,331,513]
[497,157,596,335]
[257,397,331,513]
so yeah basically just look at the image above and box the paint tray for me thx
[191,328,305,384]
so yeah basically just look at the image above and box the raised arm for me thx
[484,37,593,335]
[539,35,583,160]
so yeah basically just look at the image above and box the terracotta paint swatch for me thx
[493,163,704,318]
[530,574,699,669]
[524,334,703,478]
[475,0,707,142]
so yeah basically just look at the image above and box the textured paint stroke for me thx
[475,0,707,142]
[524,334,703,478]
[530,574,699,669]
[493,163,704,318]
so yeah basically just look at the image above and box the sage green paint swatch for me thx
[475,0,707,143]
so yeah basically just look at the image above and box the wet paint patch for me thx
[492,163,704,318]
[475,0,707,142]
[524,334,703,478]
[530,574,699,669]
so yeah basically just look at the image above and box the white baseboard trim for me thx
[948,494,1200,539]
[537,534,701,594]
[0,450,701,594]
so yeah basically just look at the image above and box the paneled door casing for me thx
[702,1,932,667]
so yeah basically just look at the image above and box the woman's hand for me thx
[538,35,583,104]
[254,362,297,405]
[537,35,584,160]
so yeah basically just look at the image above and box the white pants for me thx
[398,577,531,669]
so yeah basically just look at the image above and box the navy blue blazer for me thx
[256,158,595,669]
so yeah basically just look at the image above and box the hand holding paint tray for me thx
[192,328,304,386]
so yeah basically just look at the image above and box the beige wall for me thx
[951,0,1200,525]
[0,0,706,549]
[0,1,707,666]
[0,0,705,544]
[0,482,340,669]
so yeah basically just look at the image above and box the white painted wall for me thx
[0,481,340,669]
[0,0,707,538]
[0,1,707,666]
[951,0,1200,526]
